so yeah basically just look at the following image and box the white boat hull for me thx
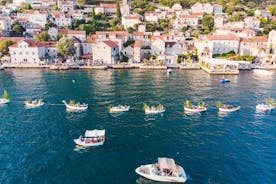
[145,109,166,114]
[66,106,88,111]
[256,104,274,111]
[184,107,207,113]
[254,69,274,75]
[109,106,130,113]
[25,102,44,108]
[0,98,10,104]
[74,139,104,147]
[219,106,240,112]
[135,164,186,183]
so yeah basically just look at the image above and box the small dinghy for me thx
[109,105,130,113]
[74,129,105,147]
[135,157,187,183]
[184,100,207,113]
[62,100,88,111]
[256,103,274,111]
[0,90,10,104]
[144,104,165,114]
[220,78,230,83]
[25,99,44,108]
[254,69,273,76]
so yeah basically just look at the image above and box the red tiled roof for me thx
[206,34,240,41]
[100,3,116,9]
[241,36,267,43]
[103,40,118,48]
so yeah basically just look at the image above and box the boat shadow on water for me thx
[144,113,164,121]
[66,111,88,121]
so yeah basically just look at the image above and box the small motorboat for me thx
[0,90,10,104]
[218,105,240,112]
[184,101,207,113]
[25,99,44,108]
[0,66,4,70]
[144,104,165,114]
[62,100,88,111]
[167,69,172,74]
[109,105,130,113]
[220,78,230,83]
[254,69,273,76]
[74,129,105,147]
[135,157,187,183]
[256,103,274,111]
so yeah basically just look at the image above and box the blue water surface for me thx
[0,69,275,184]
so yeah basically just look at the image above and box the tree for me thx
[35,32,51,42]
[12,23,25,35]
[21,2,31,10]
[91,8,95,21]
[57,37,75,58]
[268,5,276,16]
[116,1,121,19]
[202,13,214,33]
[0,40,14,56]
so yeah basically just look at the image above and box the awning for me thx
[85,129,105,137]
[158,157,176,171]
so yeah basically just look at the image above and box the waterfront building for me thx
[195,34,240,58]
[244,17,260,30]
[9,40,57,64]
[0,17,11,31]
[93,40,119,64]
[240,36,267,57]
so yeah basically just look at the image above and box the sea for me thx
[0,69,275,184]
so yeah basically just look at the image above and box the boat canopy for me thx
[85,129,105,137]
[158,157,176,171]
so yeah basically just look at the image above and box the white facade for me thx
[17,10,48,28]
[93,41,119,64]
[244,17,260,30]
[191,3,213,14]
[13,0,35,6]
[122,15,142,29]
[9,40,45,64]
[0,17,11,31]
[51,12,72,28]
[144,12,159,22]
[195,34,240,58]
[58,0,74,12]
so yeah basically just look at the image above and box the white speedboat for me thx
[25,99,44,108]
[254,69,274,75]
[74,129,105,147]
[184,105,207,113]
[218,105,240,112]
[0,66,4,70]
[109,105,130,113]
[0,98,10,104]
[144,104,165,114]
[0,90,10,104]
[135,157,187,183]
[256,103,274,111]
[62,100,88,111]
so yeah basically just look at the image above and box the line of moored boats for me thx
[0,90,275,183]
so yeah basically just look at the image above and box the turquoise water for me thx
[0,69,275,184]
